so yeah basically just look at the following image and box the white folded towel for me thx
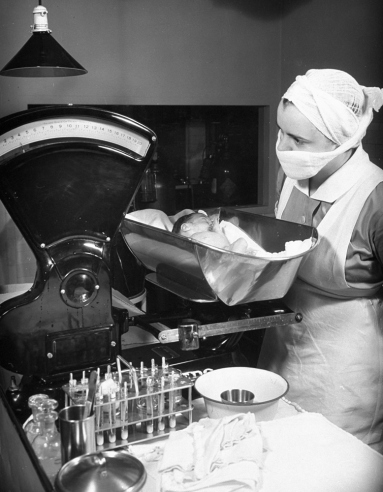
[158,413,263,492]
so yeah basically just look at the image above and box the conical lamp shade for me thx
[0,31,87,77]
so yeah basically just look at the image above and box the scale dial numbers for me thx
[0,117,150,159]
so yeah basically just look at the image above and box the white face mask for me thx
[276,131,344,180]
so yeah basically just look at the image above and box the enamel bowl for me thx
[194,367,289,420]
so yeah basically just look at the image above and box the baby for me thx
[172,212,249,252]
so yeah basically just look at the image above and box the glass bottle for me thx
[137,150,176,214]
[6,376,29,422]
[31,407,62,483]
[24,394,49,443]
[140,166,156,202]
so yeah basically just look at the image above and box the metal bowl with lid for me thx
[55,449,146,492]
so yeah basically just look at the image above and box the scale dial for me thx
[0,116,151,159]
[0,106,157,246]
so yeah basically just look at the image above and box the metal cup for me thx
[58,404,96,465]
[220,389,255,404]
[178,319,200,350]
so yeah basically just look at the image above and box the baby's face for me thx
[181,213,213,236]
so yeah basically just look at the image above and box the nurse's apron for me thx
[258,148,383,450]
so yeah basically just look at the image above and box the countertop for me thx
[130,398,383,492]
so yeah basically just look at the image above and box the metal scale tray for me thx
[122,207,318,307]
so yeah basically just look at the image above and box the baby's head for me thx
[172,212,212,237]
[172,212,230,249]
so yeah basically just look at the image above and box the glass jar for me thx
[24,394,49,443]
[32,408,62,483]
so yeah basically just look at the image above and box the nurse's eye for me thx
[293,136,301,144]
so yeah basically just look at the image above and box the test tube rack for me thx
[62,360,194,449]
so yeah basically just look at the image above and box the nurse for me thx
[257,69,383,452]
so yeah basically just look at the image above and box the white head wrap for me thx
[283,69,383,148]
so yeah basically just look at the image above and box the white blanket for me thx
[220,220,267,253]
[158,413,263,492]
[129,408,383,492]
[126,209,194,231]
[126,209,265,251]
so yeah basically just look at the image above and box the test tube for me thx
[158,376,165,432]
[111,372,121,418]
[108,387,116,443]
[129,363,133,391]
[131,365,139,396]
[121,381,129,441]
[117,357,122,385]
[96,387,104,446]
[140,361,145,380]
[69,373,77,405]
[146,376,154,434]
[130,364,139,427]
[80,371,89,404]
[168,373,176,429]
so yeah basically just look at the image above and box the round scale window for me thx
[61,270,98,308]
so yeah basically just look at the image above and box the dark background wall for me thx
[281,0,383,168]
[0,1,283,110]
[281,0,383,88]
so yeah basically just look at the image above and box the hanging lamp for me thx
[0,1,87,77]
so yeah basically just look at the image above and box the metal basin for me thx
[195,367,289,420]
[122,207,318,306]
